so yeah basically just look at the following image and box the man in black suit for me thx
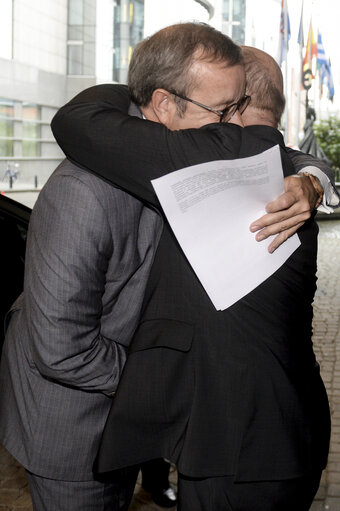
[52,23,335,511]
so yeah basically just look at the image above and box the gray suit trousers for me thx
[26,466,139,511]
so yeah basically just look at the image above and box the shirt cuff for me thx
[298,166,340,213]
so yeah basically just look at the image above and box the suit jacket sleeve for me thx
[287,147,339,208]
[51,84,239,207]
[287,147,335,183]
[24,172,126,394]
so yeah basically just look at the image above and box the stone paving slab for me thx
[0,218,339,510]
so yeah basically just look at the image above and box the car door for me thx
[0,195,31,356]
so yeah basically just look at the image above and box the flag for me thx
[302,19,317,90]
[277,0,291,65]
[297,2,304,48]
[317,33,334,101]
[322,61,335,101]
[317,32,328,67]
[303,20,317,75]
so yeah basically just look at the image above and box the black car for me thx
[0,194,30,354]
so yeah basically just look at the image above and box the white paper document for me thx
[151,145,301,311]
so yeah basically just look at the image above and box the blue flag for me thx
[278,0,291,65]
[317,33,335,101]
[317,33,328,67]
[297,3,304,47]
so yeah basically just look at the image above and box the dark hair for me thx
[242,47,285,126]
[128,22,243,110]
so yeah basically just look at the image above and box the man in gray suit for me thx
[0,159,162,510]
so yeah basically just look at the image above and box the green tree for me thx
[314,116,340,180]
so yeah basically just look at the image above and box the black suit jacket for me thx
[52,85,330,481]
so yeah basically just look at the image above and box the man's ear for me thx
[150,89,177,127]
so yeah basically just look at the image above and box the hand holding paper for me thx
[151,145,300,311]
[250,173,315,253]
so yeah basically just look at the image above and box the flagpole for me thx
[295,0,304,146]
[304,19,312,130]
[283,0,289,142]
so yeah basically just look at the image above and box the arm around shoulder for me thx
[51,84,241,207]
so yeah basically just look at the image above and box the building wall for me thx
[96,0,114,83]
[0,0,100,189]
[14,0,68,75]
[0,0,154,189]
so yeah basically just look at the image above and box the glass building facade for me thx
[67,0,96,76]
[22,104,41,158]
[0,0,148,190]
[222,0,246,43]
[0,100,14,158]
[113,0,144,83]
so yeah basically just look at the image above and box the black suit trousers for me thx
[177,471,322,511]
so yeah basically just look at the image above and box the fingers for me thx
[267,221,305,253]
[282,174,319,210]
[265,191,298,214]
[264,175,317,216]
[248,174,319,253]
[250,209,311,241]
[249,196,311,254]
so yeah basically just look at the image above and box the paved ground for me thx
[0,218,339,511]
[310,219,340,511]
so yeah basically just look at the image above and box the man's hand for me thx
[249,174,321,253]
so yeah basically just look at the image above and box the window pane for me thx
[0,98,14,118]
[222,0,245,43]
[113,1,144,82]
[130,0,144,47]
[0,99,14,156]
[22,140,40,157]
[233,0,245,20]
[0,139,13,157]
[83,24,95,42]
[22,103,40,121]
[83,0,96,25]
[0,119,13,137]
[223,0,230,19]
[22,124,41,157]
[113,47,121,82]
[22,103,41,157]
[83,42,95,75]
[68,44,83,74]
[67,0,95,76]
[68,25,84,40]
[69,0,84,25]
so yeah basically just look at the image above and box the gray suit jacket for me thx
[0,159,162,481]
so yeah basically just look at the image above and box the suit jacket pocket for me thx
[4,292,24,334]
[129,319,193,353]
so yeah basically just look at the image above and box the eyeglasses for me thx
[168,90,251,123]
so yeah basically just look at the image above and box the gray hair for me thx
[128,22,243,114]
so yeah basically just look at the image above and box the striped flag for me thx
[303,20,317,74]
[297,2,304,47]
[277,0,291,65]
[302,19,317,89]
[317,33,335,101]
[317,32,328,67]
